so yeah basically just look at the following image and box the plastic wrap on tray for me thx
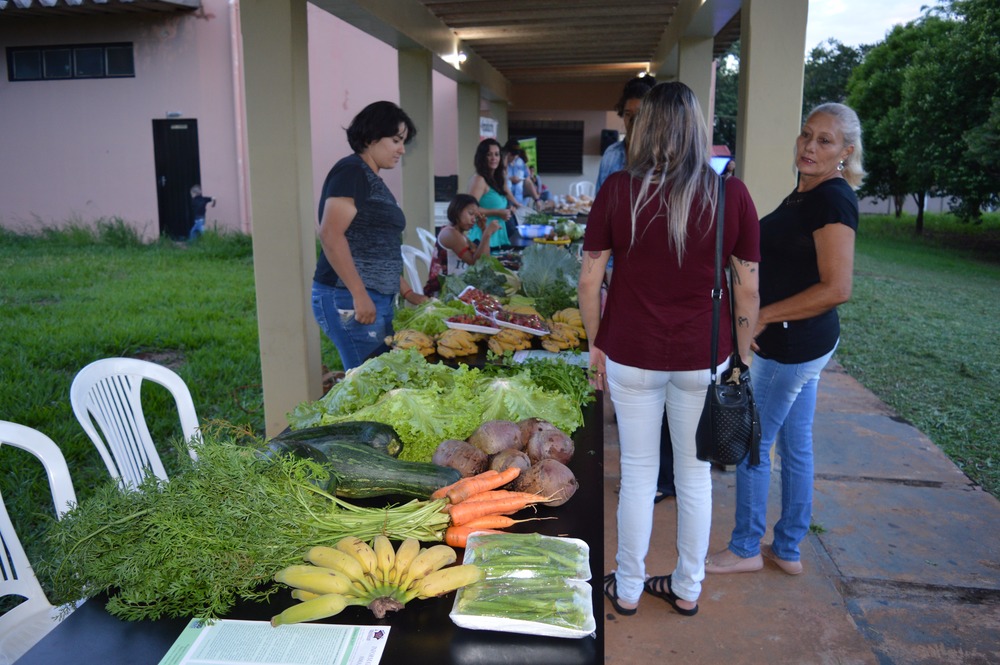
[449,532,595,639]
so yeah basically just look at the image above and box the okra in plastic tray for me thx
[449,532,596,639]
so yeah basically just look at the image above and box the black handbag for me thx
[695,175,762,467]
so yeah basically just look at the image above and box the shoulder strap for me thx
[708,174,726,384]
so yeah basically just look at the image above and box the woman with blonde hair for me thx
[706,102,864,577]
[579,82,760,616]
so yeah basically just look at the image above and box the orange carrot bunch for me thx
[434,467,554,548]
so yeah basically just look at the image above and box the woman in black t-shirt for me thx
[310,101,427,370]
[706,103,864,577]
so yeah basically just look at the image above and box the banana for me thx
[291,589,320,602]
[336,536,378,578]
[372,536,395,584]
[271,593,350,627]
[305,545,367,582]
[273,565,356,596]
[399,544,457,590]
[389,538,421,585]
[411,564,483,600]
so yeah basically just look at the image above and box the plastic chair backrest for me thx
[415,227,437,259]
[400,244,430,296]
[569,180,595,199]
[70,358,200,487]
[0,421,79,663]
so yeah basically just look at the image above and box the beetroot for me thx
[468,420,523,456]
[489,448,532,475]
[516,459,579,507]
[523,424,575,465]
[432,439,487,477]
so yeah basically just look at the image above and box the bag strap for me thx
[708,173,726,384]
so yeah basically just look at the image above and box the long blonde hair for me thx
[626,82,718,264]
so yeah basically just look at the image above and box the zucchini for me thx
[272,421,403,458]
[319,440,460,499]
[263,438,459,500]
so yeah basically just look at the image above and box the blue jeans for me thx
[189,216,205,240]
[311,281,395,371]
[728,344,837,562]
[606,357,723,604]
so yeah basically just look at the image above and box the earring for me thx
[837,160,845,172]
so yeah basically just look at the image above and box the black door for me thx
[152,119,201,239]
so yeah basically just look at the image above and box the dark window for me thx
[7,43,134,81]
[74,46,104,77]
[106,45,135,77]
[43,48,72,79]
[510,120,584,174]
[9,50,41,79]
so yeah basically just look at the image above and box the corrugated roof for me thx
[0,0,199,18]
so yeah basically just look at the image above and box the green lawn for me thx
[1,213,997,567]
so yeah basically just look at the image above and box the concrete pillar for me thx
[457,81,481,189]
[488,100,508,143]
[678,36,715,131]
[736,0,809,214]
[239,0,322,435]
[398,48,435,247]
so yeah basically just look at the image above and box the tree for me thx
[803,39,868,117]
[712,41,740,153]
[847,18,950,231]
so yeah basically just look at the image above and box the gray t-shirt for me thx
[313,154,405,295]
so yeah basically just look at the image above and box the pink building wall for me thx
[0,7,240,240]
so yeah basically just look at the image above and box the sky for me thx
[805,0,934,53]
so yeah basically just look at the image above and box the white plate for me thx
[445,320,500,335]
[494,318,549,336]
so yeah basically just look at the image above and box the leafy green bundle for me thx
[393,299,475,336]
[35,429,450,621]
[516,244,580,317]
[287,350,592,462]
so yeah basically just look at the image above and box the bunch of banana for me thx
[270,536,481,626]
[436,328,480,358]
[541,321,583,353]
[487,327,533,355]
[384,329,435,356]
[552,308,586,339]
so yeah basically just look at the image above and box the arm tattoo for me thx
[587,251,602,259]
[737,316,749,328]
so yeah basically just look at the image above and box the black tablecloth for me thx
[19,397,605,665]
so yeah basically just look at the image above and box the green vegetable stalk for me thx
[35,427,450,622]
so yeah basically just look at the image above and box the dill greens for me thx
[35,427,450,621]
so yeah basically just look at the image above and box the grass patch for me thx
[837,213,1000,496]
[0,222,339,564]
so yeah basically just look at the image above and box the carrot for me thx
[456,490,547,504]
[449,494,553,526]
[430,469,501,500]
[444,525,505,549]
[446,466,521,504]
[458,515,555,530]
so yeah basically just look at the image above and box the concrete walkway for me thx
[602,361,1000,664]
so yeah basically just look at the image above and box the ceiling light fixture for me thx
[442,51,467,68]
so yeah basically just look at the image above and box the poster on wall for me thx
[479,117,498,140]
[517,137,537,172]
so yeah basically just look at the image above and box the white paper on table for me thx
[158,619,390,665]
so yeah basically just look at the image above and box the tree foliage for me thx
[847,0,1000,226]
[712,41,740,153]
[803,39,868,116]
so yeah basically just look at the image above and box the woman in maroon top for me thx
[579,82,760,617]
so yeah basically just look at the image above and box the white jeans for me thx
[607,357,720,604]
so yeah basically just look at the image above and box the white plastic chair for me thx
[415,227,438,259]
[569,180,595,199]
[0,421,79,664]
[70,358,200,487]
[400,244,431,296]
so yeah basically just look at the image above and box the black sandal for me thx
[643,574,698,616]
[603,573,637,616]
